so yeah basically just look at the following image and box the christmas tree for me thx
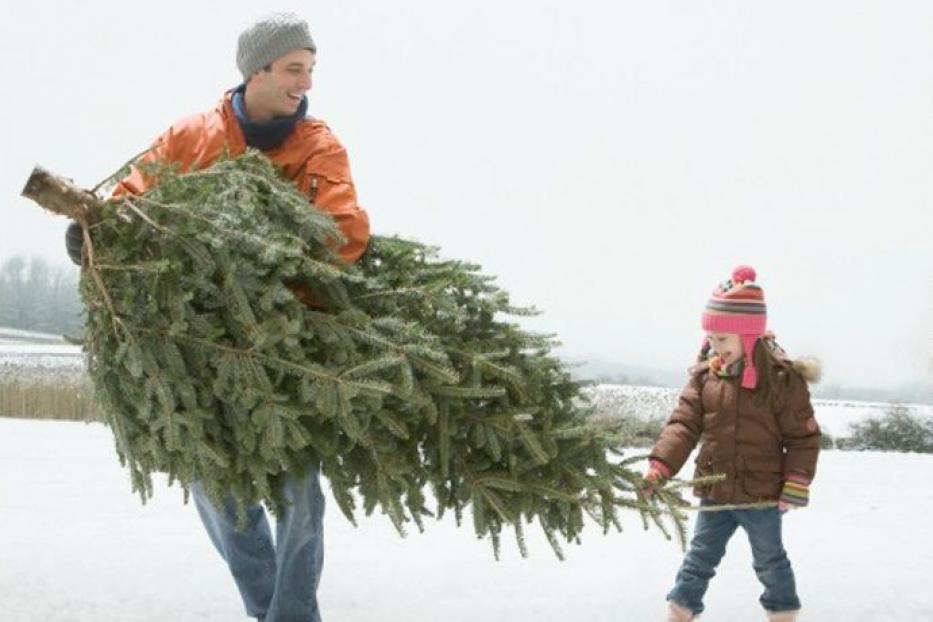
[21,153,694,557]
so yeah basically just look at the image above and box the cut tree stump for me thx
[21,166,103,223]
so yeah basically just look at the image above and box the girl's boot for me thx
[766,610,799,622]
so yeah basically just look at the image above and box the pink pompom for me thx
[732,265,757,283]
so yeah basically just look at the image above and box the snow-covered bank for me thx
[1,417,931,621]
[0,327,69,345]
[0,343,83,371]
[587,383,933,440]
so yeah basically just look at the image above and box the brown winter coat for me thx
[649,360,821,503]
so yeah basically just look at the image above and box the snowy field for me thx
[2,340,931,619]
[0,334,83,371]
[1,417,932,622]
[0,327,70,345]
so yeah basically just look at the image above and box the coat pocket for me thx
[691,445,716,497]
[304,150,354,201]
[741,454,784,499]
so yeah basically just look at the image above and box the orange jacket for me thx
[113,91,371,264]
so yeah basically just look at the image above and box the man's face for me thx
[246,48,316,121]
[707,333,744,366]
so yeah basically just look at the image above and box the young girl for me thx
[644,266,822,622]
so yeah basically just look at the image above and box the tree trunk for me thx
[20,166,103,223]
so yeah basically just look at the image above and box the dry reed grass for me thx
[0,364,103,422]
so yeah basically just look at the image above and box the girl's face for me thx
[707,333,744,366]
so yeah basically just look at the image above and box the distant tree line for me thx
[0,256,83,336]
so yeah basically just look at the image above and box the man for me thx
[67,12,370,622]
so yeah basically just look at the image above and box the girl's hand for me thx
[641,460,673,497]
[778,472,811,513]
[641,468,662,497]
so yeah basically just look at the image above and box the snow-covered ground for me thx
[0,327,69,345]
[0,338,83,371]
[1,417,931,621]
[0,345,83,370]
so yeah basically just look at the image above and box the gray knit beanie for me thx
[236,12,316,81]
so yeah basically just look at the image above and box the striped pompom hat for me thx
[701,265,766,389]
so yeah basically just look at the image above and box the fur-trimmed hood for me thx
[791,357,822,384]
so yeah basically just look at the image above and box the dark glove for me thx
[65,221,84,266]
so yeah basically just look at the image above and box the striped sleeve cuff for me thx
[780,472,811,508]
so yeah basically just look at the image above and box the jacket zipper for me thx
[732,376,741,497]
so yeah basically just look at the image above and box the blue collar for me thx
[231,84,308,151]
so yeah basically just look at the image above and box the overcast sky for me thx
[1,1,931,390]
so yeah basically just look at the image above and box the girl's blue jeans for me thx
[191,469,325,622]
[667,503,801,615]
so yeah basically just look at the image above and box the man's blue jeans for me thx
[191,469,325,622]
[667,504,800,615]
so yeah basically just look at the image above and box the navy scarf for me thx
[231,84,308,151]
